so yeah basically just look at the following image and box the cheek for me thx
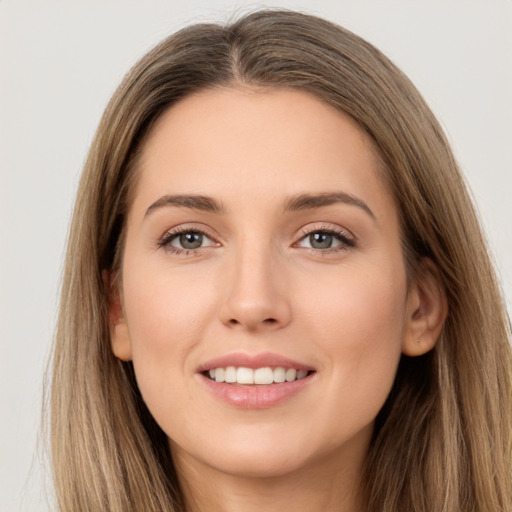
[299,261,407,413]
[125,262,215,346]
[121,265,217,400]
[302,259,407,337]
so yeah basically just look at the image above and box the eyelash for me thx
[156,224,356,256]
[156,225,218,256]
[295,225,356,255]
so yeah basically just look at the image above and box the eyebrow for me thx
[144,191,374,219]
[145,194,226,217]
[283,192,375,219]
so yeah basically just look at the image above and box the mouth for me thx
[197,353,316,408]
[203,366,313,385]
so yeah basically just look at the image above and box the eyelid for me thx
[157,223,221,252]
[294,223,356,250]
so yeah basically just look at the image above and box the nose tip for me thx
[219,256,292,332]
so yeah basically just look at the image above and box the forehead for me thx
[131,87,392,219]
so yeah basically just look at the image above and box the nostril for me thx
[227,317,278,328]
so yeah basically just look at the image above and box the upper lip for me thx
[197,352,315,373]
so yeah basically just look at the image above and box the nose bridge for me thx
[219,234,291,331]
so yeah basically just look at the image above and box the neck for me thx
[173,444,366,512]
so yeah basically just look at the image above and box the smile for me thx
[206,366,310,385]
[197,352,316,408]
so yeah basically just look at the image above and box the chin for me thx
[207,448,313,479]
[169,426,317,479]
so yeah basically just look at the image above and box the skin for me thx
[110,87,446,512]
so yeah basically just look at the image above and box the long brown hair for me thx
[48,9,512,511]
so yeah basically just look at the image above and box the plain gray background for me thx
[1,1,511,510]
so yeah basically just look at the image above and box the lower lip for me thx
[198,373,315,409]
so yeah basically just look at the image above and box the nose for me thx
[218,246,292,332]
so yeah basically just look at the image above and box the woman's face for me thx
[111,87,421,479]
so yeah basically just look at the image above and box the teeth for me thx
[225,366,237,383]
[207,366,310,385]
[285,368,297,382]
[254,367,273,385]
[237,367,254,384]
[297,369,308,379]
[274,367,286,383]
[214,367,225,383]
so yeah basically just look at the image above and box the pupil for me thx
[310,232,332,249]
[180,232,202,249]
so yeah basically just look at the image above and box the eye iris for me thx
[310,232,332,249]
[179,232,203,249]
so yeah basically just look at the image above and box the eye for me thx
[302,232,339,249]
[158,228,217,253]
[296,228,355,251]
[174,231,207,250]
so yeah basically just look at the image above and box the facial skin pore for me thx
[110,88,446,512]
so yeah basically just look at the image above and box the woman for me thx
[49,9,512,512]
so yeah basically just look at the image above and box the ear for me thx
[104,270,133,361]
[402,258,448,357]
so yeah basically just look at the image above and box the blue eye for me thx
[307,232,337,249]
[176,232,204,249]
[297,229,354,250]
[159,229,216,252]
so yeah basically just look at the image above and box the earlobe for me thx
[104,270,133,362]
[402,258,448,357]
